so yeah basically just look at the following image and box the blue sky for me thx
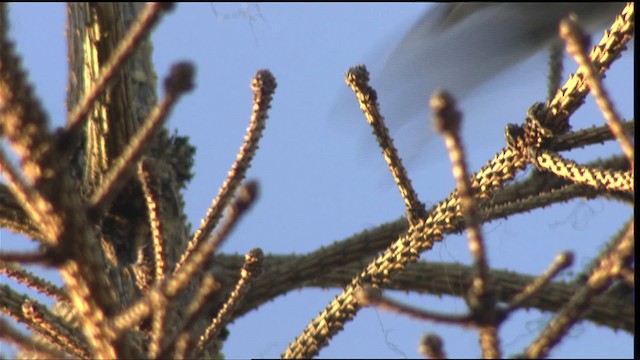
[1,3,634,358]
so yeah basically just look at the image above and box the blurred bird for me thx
[332,3,626,163]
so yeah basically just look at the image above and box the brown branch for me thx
[560,15,634,170]
[0,285,90,358]
[525,220,634,358]
[0,318,68,359]
[215,254,634,333]
[0,261,67,303]
[177,70,276,272]
[345,65,426,225]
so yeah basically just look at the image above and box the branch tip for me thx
[419,333,446,359]
[430,90,461,134]
[164,61,196,95]
[252,70,277,95]
[235,180,259,213]
[559,15,591,53]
